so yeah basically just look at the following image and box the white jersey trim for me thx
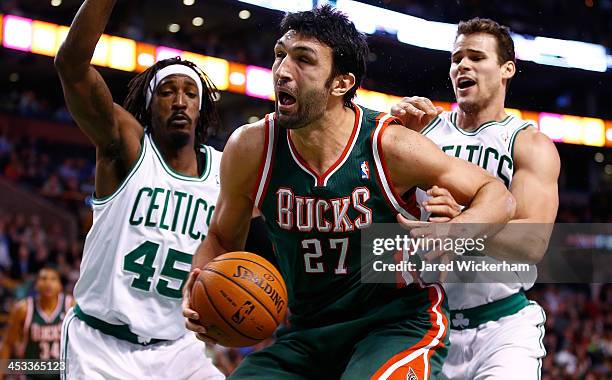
[371,114,418,220]
[254,114,276,209]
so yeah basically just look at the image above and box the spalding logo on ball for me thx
[190,251,288,347]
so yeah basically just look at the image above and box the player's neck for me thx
[456,103,507,132]
[154,138,199,177]
[289,105,355,174]
[39,295,59,313]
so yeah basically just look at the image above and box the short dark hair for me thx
[456,18,515,65]
[37,264,64,286]
[280,5,368,106]
[123,57,220,147]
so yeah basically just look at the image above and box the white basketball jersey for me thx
[74,133,221,341]
[418,111,536,310]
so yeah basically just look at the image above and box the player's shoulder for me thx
[12,298,28,319]
[513,124,560,168]
[223,116,269,163]
[357,104,400,126]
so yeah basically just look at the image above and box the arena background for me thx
[0,0,610,378]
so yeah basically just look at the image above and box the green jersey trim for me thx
[60,311,76,379]
[450,112,513,136]
[149,135,210,182]
[92,135,147,206]
[509,122,533,161]
[421,116,442,136]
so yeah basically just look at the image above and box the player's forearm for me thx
[452,180,515,225]
[55,0,118,78]
[480,219,552,264]
[192,231,232,270]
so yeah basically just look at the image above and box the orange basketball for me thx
[190,251,288,347]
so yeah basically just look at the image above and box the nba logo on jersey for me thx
[360,161,370,179]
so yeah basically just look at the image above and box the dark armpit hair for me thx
[123,57,220,146]
[280,5,368,106]
[457,17,515,65]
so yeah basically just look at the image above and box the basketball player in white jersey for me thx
[391,18,560,380]
[55,1,224,379]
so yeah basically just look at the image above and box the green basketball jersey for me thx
[255,104,425,326]
[23,294,70,362]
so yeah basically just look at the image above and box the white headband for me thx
[145,64,203,109]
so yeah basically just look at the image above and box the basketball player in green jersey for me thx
[0,266,72,380]
[391,18,560,380]
[184,6,515,379]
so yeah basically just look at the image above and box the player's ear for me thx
[501,60,515,81]
[330,73,356,98]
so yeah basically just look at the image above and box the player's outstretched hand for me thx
[182,268,218,345]
[390,96,443,131]
[423,185,462,222]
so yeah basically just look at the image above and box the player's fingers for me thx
[390,104,407,117]
[423,195,459,208]
[398,100,427,118]
[435,106,444,114]
[427,185,452,197]
[183,268,201,297]
[428,216,452,223]
[424,205,461,219]
[182,268,201,317]
[182,306,199,320]
[196,333,218,346]
[411,97,438,116]
[186,318,206,334]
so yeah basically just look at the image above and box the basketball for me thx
[190,252,288,347]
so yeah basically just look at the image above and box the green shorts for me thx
[229,284,449,380]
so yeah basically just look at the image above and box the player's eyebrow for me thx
[275,40,317,55]
[452,48,486,58]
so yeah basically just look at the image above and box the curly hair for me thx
[123,56,220,147]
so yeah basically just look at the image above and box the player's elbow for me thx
[521,234,548,264]
[504,192,517,223]
[54,44,69,73]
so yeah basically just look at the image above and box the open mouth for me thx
[457,78,476,90]
[278,91,296,107]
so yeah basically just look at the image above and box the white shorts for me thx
[441,302,547,380]
[60,308,224,380]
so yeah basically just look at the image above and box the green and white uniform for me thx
[61,133,223,380]
[230,106,449,380]
[418,111,546,380]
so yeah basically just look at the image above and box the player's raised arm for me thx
[191,121,266,270]
[55,0,120,147]
[55,0,142,198]
[382,123,515,224]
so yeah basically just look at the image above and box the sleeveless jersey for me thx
[417,111,537,310]
[74,133,221,341]
[22,294,71,362]
[254,105,438,326]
